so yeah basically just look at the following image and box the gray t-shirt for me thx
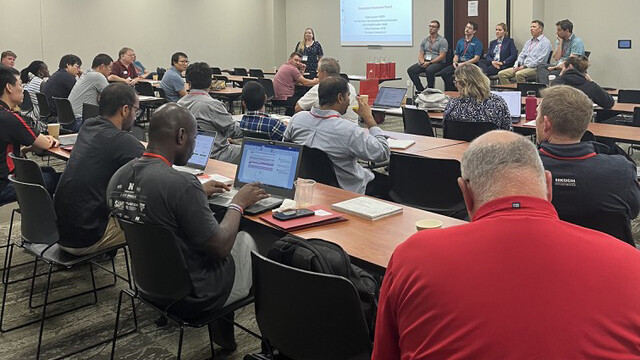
[160,66,185,102]
[420,35,448,62]
[107,156,234,311]
[68,69,108,117]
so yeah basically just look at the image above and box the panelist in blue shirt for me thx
[436,21,483,91]
[477,23,518,76]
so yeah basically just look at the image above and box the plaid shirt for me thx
[239,111,287,141]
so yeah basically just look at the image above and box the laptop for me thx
[491,91,522,123]
[172,131,216,175]
[371,87,408,109]
[209,138,303,215]
[58,134,78,146]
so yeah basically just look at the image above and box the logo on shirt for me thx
[554,177,576,187]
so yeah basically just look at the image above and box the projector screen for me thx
[340,0,413,46]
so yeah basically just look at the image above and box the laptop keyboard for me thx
[213,189,282,207]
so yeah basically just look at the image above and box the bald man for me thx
[107,103,268,351]
[374,131,640,359]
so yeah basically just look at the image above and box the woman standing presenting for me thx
[295,28,323,73]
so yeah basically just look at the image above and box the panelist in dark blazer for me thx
[477,23,518,76]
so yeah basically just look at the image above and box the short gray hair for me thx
[461,132,545,204]
[318,57,340,76]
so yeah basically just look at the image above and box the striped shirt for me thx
[239,111,287,141]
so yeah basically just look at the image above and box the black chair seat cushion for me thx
[22,241,122,267]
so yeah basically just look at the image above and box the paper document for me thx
[388,139,416,150]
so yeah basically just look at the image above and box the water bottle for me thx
[525,91,537,120]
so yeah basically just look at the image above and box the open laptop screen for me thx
[374,87,407,108]
[187,132,216,169]
[492,91,522,117]
[236,140,301,191]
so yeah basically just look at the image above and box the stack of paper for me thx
[331,197,403,220]
[198,174,234,186]
[388,139,416,150]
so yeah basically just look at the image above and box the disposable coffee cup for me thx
[152,74,158,81]
[415,219,443,231]
[47,123,60,139]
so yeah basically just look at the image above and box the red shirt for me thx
[373,196,640,360]
[110,59,138,80]
[273,62,301,100]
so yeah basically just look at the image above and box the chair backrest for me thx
[35,92,51,119]
[243,131,271,140]
[117,219,193,301]
[618,90,640,104]
[251,252,372,360]
[234,68,248,76]
[21,89,34,112]
[299,146,339,187]
[339,73,350,82]
[156,67,166,80]
[52,97,76,126]
[82,102,100,121]
[517,82,547,97]
[210,67,222,75]
[135,81,155,97]
[560,212,635,248]
[402,106,434,136]
[633,107,640,127]
[213,75,228,82]
[249,69,265,78]
[258,78,275,100]
[8,153,45,186]
[443,120,498,142]
[9,175,59,246]
[242,77,259,87]
[388,152,465,212]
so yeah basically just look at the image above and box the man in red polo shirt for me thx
[373,131,640,359]
[109,47,140,85]
[272,52,318,116]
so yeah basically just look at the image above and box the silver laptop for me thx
[58,134,78,146]
[372,87,408,109]
[209,138,303,215]
[173,131,216,175]
[491,91,522,123]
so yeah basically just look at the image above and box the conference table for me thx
[492,83,620,97]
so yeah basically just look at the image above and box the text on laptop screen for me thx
[374,87,407,107]
[491,91,522,117]
[237,141,301,190]
[188,133,215,168]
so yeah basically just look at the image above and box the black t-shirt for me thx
[0,100,39,192]
[106,156,234,311]
[54,117,144,247]
[42,69,76,114]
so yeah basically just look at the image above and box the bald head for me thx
[148,103,198,165]
[459,131,551,217]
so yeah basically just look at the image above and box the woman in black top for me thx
[294,28,324,73]
[551,56,614,110]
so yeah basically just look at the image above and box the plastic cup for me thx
[415,219,443,231]
[47,123,60,139]
[152,74,158,81]
[294,179,316,208]
[353,94,369,111]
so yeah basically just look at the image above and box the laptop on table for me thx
[371,87,408,109]
[491,91,522,123]
[173,131,216,175]
[209,138,303,215]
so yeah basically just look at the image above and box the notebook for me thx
[372,87,408,109]
[173,131,216,175]
[491,91,522,122]
[259,206,347,231]
[331,197,403,220]
[208,138,304,215]
[388,139,416,150]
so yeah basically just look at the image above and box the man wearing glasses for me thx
[110,47,140,85]
[436,22,483,91]
[54,83,145,256]
[161,52,189,102]
[407,20,448,92]
[42,54,83,116]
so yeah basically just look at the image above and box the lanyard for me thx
[310,113,341,120]
[143,152,171,166]
[527,38,539,54]
[462,40,472,57]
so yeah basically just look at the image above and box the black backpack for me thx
[268,235,380,338]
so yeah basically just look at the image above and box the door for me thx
[452,0,489,55]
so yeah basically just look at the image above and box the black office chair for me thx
[242,77,259,87]
[618,90,640,104]
[249,69,265,78]
[52,97,78,130]
[210,67,222,75]
[298,146,339,187]
[21,89,34,115]
[249,252,372,360]
[156,67,166,80]
[135,81,155,97]
[402,106,434,136]
[35,92,52,122]
[82,103,100,121]
[2,175,127,359]
[257,78,275,101]
[388,152,467,218]
[443,120,498,142]
[233,68,248,76]
[111,219,258,359]
[243,131,271,140]
[517,82,547,98]
[560,211,635,248]
[339,73,350,82]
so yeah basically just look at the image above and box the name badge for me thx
[301,55,308,62]
[425,54,433,61]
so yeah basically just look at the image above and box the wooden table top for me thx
[513,119,640,144]
[418,142,469,161]
[203,159,466,268]
[209,87,243,95]
[492,83,620,96]
[383,130,465,155]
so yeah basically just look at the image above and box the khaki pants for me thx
[223,231,257,306]
[59,216,125,256]
[497,67,537,84]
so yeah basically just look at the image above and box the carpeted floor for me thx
[0,115,638,359]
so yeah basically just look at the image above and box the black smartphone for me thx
[273,208,315,221]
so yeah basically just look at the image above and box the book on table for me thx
[331,197,403,220]
[387,139,415,149]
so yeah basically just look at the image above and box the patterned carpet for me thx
[0,115,638,359]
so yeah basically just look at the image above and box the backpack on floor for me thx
[267,235,379,338]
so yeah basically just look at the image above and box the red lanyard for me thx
[462,40,471,57]
[143,152,171,166]
[527,38,539,53]
[311,113,341,120]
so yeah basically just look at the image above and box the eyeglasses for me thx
[131,104,142,118]
[178,60,189,64]
[428,25,438,28]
